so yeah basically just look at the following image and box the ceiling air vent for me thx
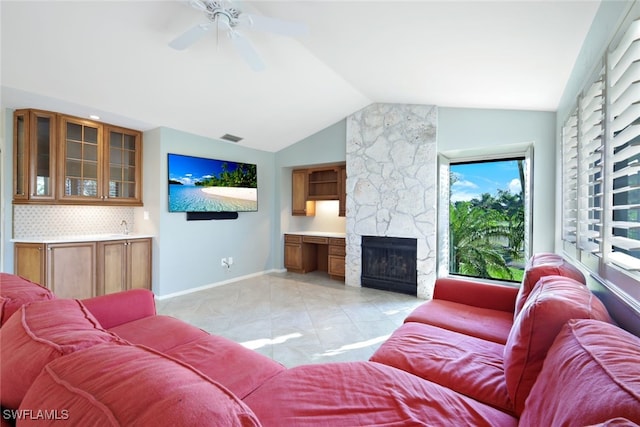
[221,133,243,143]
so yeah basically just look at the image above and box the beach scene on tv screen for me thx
[168,154,258,212]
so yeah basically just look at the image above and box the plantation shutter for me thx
[577,75,605,255]
[562,110,579,247]
[607,18,640,271]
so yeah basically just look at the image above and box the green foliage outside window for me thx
[449,160,525,282]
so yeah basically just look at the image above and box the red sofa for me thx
[1,253,639,426]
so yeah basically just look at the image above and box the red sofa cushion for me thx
[0,299,123,409]
[165,334,286,399]
[82,288,156,329]
[17,343,261,427]
[405,299,514,344]
[515,253,585,317]
[432,277,518,312]
[108,314,208,352]
[504,275,612,415]
[244,361,518,427]
[370,321,513,413]
[0,273,55,326]
[519,319,640,426]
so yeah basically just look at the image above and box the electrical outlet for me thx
[221,258,227,267]
[228,257,234,265]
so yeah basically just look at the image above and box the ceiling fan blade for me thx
[242,13,308,37]
[169,23,212,50]
[189,0,208,12]
[228,30,266,72]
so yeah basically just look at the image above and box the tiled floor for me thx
[156,271,424,368]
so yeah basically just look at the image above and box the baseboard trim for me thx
[154,269,280,300]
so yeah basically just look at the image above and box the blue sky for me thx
[450,160,522,202]
[168,153,243,186]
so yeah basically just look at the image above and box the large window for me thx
[448,159,526,282]
[561,14,640,305]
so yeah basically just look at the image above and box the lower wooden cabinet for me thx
[97,238,152,295]
[14,243,46,285]
[328,238,346,280]
[14,241,96,299]
[47,242,96,299]
[284,234,308,273]
[14,237,152,299]
[284,234,345,280]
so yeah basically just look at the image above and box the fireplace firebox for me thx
[361,236,417,296]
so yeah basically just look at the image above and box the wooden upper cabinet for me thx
[291,163,345,216]
[338,164,346,217]
[13,109,57,202]
[13,109,143,206]
[58,115,103,202]
[104,125,142,204]
[308,167,339,200]
[292,169,315,216]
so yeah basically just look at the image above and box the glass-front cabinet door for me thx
[13,111,28,201]
[31,111,56,200]
[104,125,141,204]
[13,109,56,201]
[59,115,103,201]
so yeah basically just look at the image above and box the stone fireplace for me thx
[345,103,437,299]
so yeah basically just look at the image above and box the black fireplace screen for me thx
[361,236,417,296]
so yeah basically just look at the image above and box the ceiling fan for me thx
[169,0,307,71]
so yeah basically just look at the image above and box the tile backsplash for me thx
[13,205,135,238]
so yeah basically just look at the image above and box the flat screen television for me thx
[168,153,258,212]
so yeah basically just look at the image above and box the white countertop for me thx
[285,231,346,238]
[11,233,154,244]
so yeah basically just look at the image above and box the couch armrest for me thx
[433,277,518,313]
[82,289,156,329]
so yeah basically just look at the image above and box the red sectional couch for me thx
[1,254,639,426]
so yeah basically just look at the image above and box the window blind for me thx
[562,111,579,245]
[607,18,640,271]
[577,76,604,254]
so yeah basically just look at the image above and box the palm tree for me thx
[449,201,514,280]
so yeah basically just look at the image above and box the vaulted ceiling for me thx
[1,1,600,152]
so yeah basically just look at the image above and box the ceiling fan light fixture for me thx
[169,0,306,71]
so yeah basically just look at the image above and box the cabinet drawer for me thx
[329,245,346,256]
[329,238,345,246]
[285,234,302,244]
[302,236,328,245]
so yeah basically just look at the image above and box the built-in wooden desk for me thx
[284,232,345,280]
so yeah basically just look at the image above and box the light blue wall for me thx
[438,107,557,254]
[273,119,348,268]
[138,127,277,297]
